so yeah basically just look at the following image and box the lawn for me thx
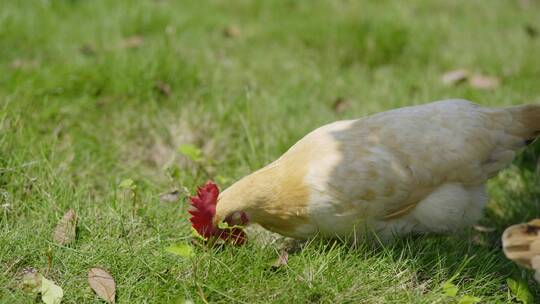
[1,0,540,303]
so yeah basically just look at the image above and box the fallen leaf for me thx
[525,24,538,38]
[116,35,144,49]
[53,209,77,245]
[223,25,241,38]
[332,98,351,114]
[441,69,469,85]
[159,190,181,202]
[469,74,500,90]
[473,225,496,233]
[458,295,481,304]
[170,298,194,304]
[270,250,289,269]
[165,244,195,258]
[178,144,203,162]
[41,276,63,304]
[19,267,41,293]
[507,278,533,304]
[442,281,458,297]
[118,179,135,190]
[88,267,116,303]
[154,80,172,97]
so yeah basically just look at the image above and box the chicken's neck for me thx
[214,164,282,225]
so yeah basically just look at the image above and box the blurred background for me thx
[3,0,539,177]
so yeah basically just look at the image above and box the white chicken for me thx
[190,100,540,243]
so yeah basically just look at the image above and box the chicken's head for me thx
[188,181,248,245]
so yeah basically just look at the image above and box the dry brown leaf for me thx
[473,225,496,233]
[88,267,116,303]
[154,80,172,97]
[441,69,469,86]
[332,98,352,114]
[469,74,500,90]
[159,189,181,202]
[53,209,77,245]
[223,25,241,38]
[116,36,144,49]
[270,250,289,269]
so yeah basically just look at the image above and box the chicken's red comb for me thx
[188,181,247,245]
[188,181,219,238]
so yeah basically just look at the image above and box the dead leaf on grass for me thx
[88,267,116,303]
[469,74,500,90]
[53,209,77,246]
[116,36,144,49]
[441,69,469,86]
[41,276,63,304]
[223,25,241,38]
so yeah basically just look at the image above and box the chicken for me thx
[189,99,540,243]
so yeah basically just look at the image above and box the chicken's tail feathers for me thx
[508,103,540,144]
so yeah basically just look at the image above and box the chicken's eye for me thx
[225,211,249,226]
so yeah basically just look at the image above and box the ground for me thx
[1,0,540,303]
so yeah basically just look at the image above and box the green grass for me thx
[1,0,540,303]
